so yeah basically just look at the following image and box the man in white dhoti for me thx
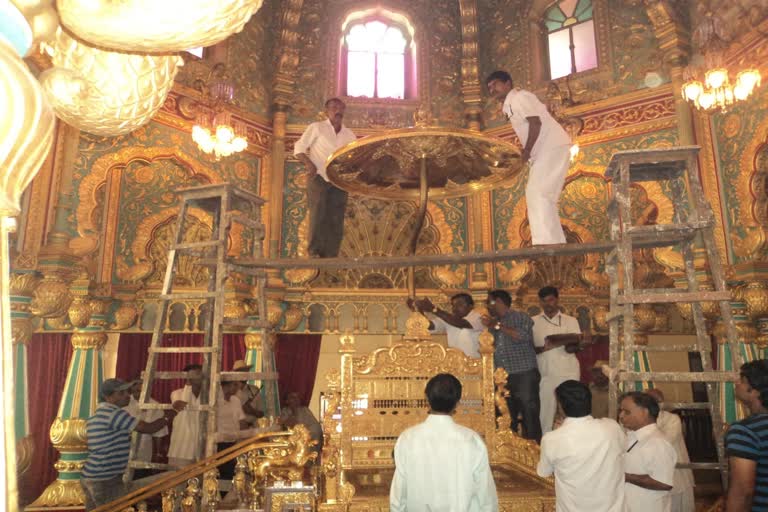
[646,389,695,512]
[168,364,204,467]
[487,70,572,245]
[532,286,583,434]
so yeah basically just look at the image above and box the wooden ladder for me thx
[126,183,274,477]
[604,146,742,486]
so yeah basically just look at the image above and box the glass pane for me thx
[575,0,593,20]
[544,19,562,32]
[347,51,376,98]
[364,20,388,44]
[380,26,407,53]
[347,24,372,51]
[572,20,597,72]
[377,53,405,99]
[559,0,578,17]
[548,29,572,79]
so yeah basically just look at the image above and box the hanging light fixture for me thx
[681,11,761,113]
[191,64,247,159]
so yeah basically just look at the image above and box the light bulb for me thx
[736,69,761,94]
[682,80,703,101]
[705,68,728,89]
[232,137,248,152]
[215,124,234,143]
[698,91,715,110]
[734,83,750,100]
[569,144,579,162]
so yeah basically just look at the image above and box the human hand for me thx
[172,400,187,412]
[481,315,495,328]
[304,161,318,175]
[416,297,435,313]
[406,297,416,311]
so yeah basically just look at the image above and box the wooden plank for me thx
[618,371,738,382]
[150,347,219,354]
[618,290,730,304]
[220,371,279,381]
[627,344,710,352]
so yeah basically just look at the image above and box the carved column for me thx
[644,0,694,144]
[31,277,110,508]
[458,0,482,131]
[244,331,281,420]
[9,270,40,483]
[267,0,304,294]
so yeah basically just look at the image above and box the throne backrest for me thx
[338,341,490,469]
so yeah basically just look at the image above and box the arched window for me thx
[544,0,597,79]
[342,19,411,100]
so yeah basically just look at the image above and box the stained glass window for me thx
[345,20,407,99]
[544,0,597,79]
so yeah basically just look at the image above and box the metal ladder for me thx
[604,146,742,486]
[126,183,274,477]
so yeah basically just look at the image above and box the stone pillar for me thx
[9,270,40,481]
[30,278,109,508]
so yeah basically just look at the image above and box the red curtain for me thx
[576,335,609,384]
[115,333,245,403]
[21,333,73,506]
[274,334,322,406]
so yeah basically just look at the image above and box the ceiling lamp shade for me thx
[0,37,55,216]
[56,0,264,53]
[40,29,183,136]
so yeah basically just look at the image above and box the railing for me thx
[96,425,317,512]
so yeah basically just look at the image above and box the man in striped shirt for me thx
[726,359,768,512]
[80,379,169,511]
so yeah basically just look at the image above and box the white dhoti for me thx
[539,372,579,434]
[670,488,695,512]
[526,144,570,245]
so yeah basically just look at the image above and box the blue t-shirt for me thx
[82,402,139,480]
[725,413,768,511]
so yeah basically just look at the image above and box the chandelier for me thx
[681,12,761,113]
[191,64,248,159]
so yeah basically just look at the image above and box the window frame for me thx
[544,0,598,80]
[340,17,414,101]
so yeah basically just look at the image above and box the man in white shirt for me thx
[619,392,677,512]
[123,378,168,478]
[646,389,695,512]
[168,364,204,468]
[408,293,485,358]
[293,98,357,258]
[390,373,498,512]
[537,380,627,512]
[486,70,572,245]
[216,380,248,480]
[231,359,264,426]
[532,286,583,434]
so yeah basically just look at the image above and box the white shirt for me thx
[625,424,677,512]
[124,396,168,462]
[216,392,246,443]
[655,410,695,496]
[293,119,357,181]
[168,385,202,462]
[537,416,627,512]
[502,89,571,161]
[532,312,581,378]
[390,414,498,512]
[429,309,485,358]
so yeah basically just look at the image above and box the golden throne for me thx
[318,326,556,511]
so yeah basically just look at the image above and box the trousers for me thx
[526,144,571,245]
[81,475,129,511]
[539,372,579,435]
[307,174,348,258]
[505,367,542,443]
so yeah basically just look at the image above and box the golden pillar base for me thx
[28,479,85,508]
[16,435,34,478]
[30,418,87,508]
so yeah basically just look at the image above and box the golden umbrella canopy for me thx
[326,127,524,200]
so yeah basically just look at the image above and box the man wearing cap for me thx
[81,379,169,511]
[123,378,168,479]
[232,359,265,426]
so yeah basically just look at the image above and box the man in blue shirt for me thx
[725,359,768,511]
[482,289,542,442]
[81,379,169,511]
